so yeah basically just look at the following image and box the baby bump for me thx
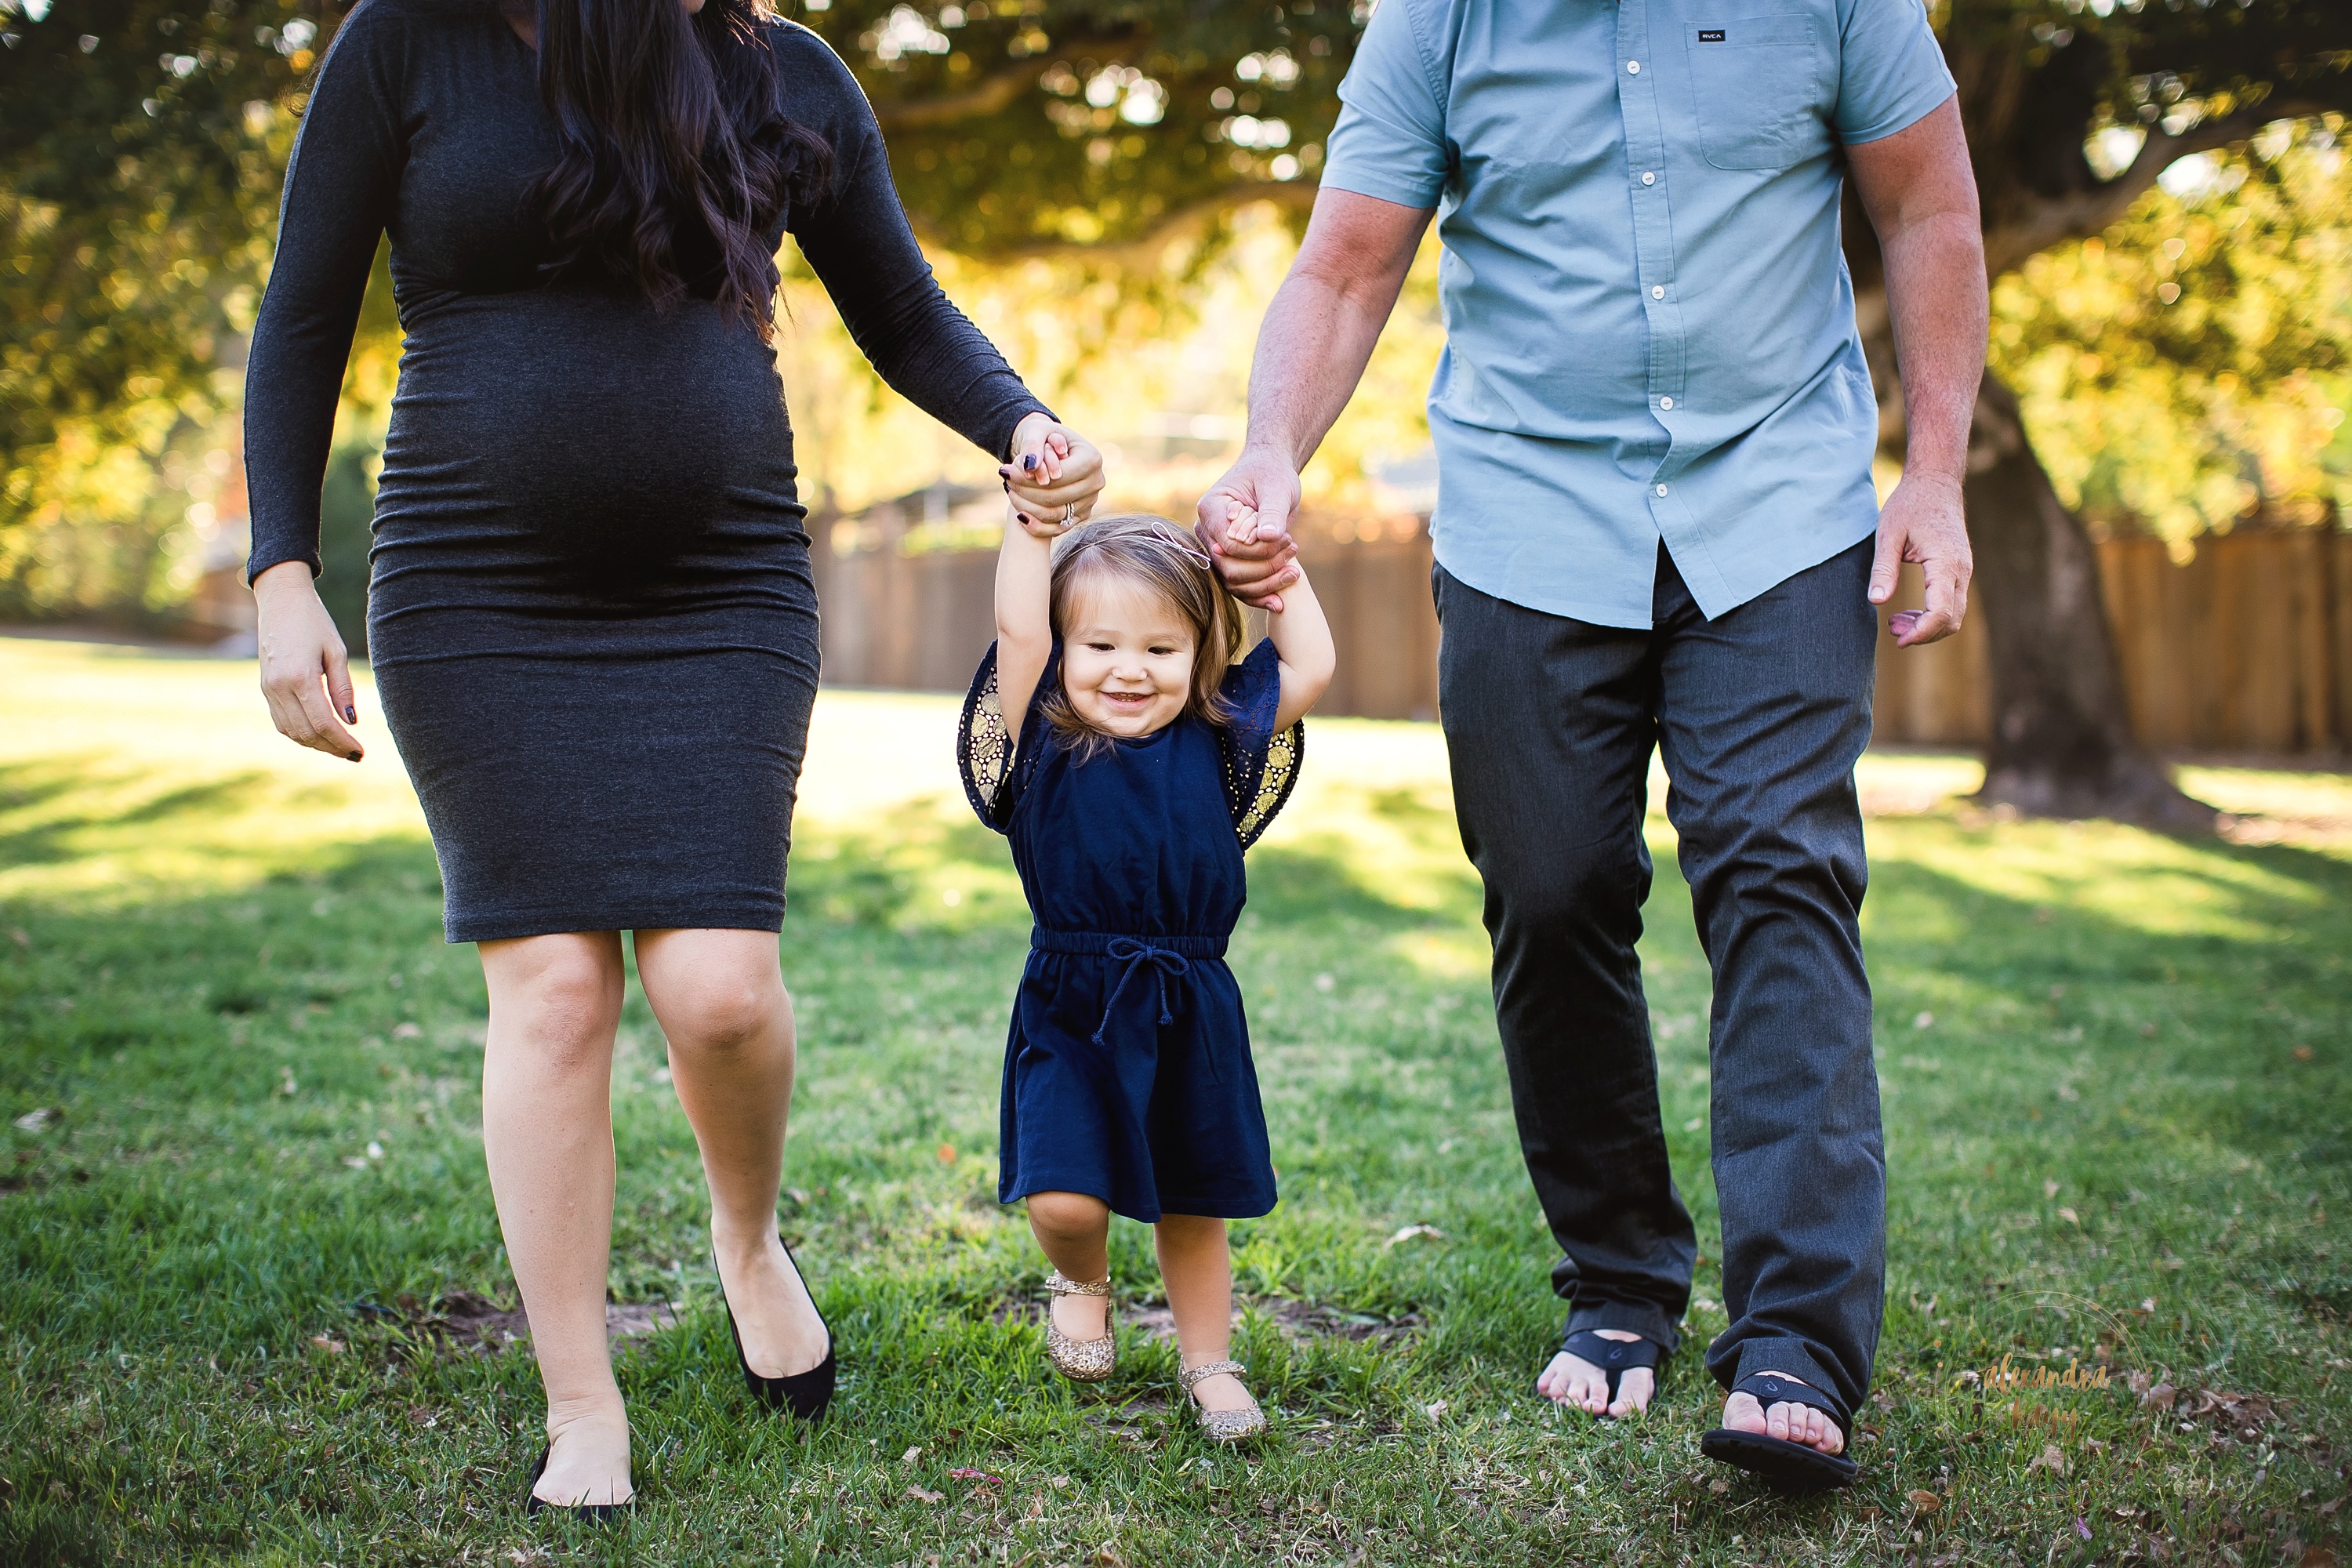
[374,289,804,600]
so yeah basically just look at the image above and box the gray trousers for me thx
[1433,537,1885,1420]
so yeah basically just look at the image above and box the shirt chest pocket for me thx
[1683,16,1831,171]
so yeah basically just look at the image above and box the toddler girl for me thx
[957,503,1334,1442]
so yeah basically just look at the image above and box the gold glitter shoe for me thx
[1179,1359,1267,1443]
[1043,1271,1115,1382]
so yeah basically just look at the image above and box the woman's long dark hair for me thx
[523,0,833,339]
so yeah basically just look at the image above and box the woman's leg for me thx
[1025,1192,1112,1341]
[479,931,632,1507]
[1156,1215,1253,1412]
[633,927,828,1377]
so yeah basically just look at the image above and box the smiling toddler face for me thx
[1058,575,1199,739]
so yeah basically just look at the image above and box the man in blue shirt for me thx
[1200,0,1984,1488]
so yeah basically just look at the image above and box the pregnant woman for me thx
[242,0,1100,1517]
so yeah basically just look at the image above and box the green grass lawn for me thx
[2,633,2349,1566]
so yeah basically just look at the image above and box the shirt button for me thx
[1659,396,1675,410]
[1642,171,1657,185]
[1656,483,1670,497]
[1626,59,1641,73]
[1651,285,1667,299]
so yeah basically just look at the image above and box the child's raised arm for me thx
[1232,508,1334,730]
[993,505,1060,746]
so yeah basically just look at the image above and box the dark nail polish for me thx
[347,750,361,762]
[343,706,357,723]
[1018,514,1033,524]
[1022,454,1037,471]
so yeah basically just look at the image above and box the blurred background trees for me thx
[4,0,2348,808]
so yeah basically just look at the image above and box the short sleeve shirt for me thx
[1321,0,1955,626]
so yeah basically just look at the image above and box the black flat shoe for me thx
[521,1444,635,1524]
[717,1232,837,1420]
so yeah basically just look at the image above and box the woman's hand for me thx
[253,560,365,762]
[1001,412,1105,532]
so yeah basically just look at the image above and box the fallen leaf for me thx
[2321,1497,2342,1518]
[1422,1400,1448,1420]
[2299,1546,2338,1568]
[936,1143,956,1164]
[310,1335,345,1355]
[2141,1382,2176,1410]
[2159,1256,2186,1271]
[2030,1443,2067,1475]
[948,1468,1004,1485]
[392,1022,422,1040]
[902,1446,923,1465]
[1913,1011,1935,1030]
[1049,1475,1071,1490]
[1095,1548,1127,1568]
[906,1485,944,1504]
[1708,1478,1730,1495]
[2044,1179,2061,1199]
[12,1108,57,1132]
[2057,1207,2080,1225]
[1385,1225,1446,1247]
[1907,1490,1944,1516]
[2294,1045,2315,1062]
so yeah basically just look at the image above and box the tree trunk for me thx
[1962,371,2216,829]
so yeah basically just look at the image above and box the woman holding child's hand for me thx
[244,0,1099,1520]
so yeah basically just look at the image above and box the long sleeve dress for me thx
[243,0,1046,941]
[957,639,1304,1223]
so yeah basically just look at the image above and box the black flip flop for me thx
[1559,1328,1661,1414]
[1700,1371,1860,1490]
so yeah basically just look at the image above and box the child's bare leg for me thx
[1156,1214,1252,1413]
[1027,1191,1112,1340]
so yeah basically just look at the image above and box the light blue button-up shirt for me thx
[1321,0,1955,626]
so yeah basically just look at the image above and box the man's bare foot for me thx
[1722,1373,1846,1456]
[535,1399,633,1508]
[713,1225,830,1380]
[1537,1328,1654,1417]
[1049,1283,1109,1345]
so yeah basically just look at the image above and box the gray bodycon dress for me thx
[242,0,1045,942]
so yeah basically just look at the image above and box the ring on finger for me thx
[1062,503,1079,524]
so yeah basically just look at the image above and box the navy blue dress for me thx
[958,639,1304,1223]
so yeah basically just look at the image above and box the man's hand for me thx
[1196,446,1304,612]
[1869,470,1971,646]
[253,559,365,760]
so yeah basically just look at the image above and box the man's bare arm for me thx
[1198,188,1435,608]
[1846,95,1987,646]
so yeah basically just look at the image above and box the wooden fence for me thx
[1873,528,2352,756]
[815,513,2352,759]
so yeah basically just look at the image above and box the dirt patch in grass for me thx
[351,1290,679,1356]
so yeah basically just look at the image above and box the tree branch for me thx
[914,180,1317,265]
[1982,100,2337,277]
[873,63,1053,132]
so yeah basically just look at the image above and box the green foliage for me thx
[0,0,317,619]
[1993,121,2352,540]
[797,0,1356,253]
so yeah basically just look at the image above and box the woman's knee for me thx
[659,970,789,1056]
[481,936,626,1069]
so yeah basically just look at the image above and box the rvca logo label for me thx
[1697,27,1726,41]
